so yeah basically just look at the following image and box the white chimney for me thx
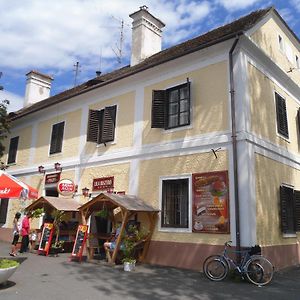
[24,70,53,107]
[129,6,165,66]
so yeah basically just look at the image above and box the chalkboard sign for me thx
[71,225,88,261]
[38,223,54,256]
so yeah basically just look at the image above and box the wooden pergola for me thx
[78,192,159,264]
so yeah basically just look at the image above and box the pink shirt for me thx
[21,216,30,236]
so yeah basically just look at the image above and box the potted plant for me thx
[95,207,108,219]
[0,259,19,285]
[50,210,66,255]
[122,238,136,272]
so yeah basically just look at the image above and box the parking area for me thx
[1,241,300,300]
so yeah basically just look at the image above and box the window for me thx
[280,185,300,234]
[296,55,300,69]
[161,179,189,228]
[151,80,190,129]
[7,136,19,164]
[0,198,9,224]
[87,105,117,144]
[50,121,65,155]
[275,92,289,138]
[278,35,284,52]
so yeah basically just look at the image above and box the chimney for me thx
[24,70,53,107]
[129,6,165,66]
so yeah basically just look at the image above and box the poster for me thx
[71,225,88,261]
[192,171,229,233]
[38,223,54,255]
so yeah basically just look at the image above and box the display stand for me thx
[38,223,54,256]
[70,225,88,262]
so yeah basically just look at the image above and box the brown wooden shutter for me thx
[7,136,19,164]
[0,198,9,224]
[297,109,300,135]
[50,122,65,155]
[151,90,166,128]
[294,190,300,232]
[276,93,289,138]
[280,185,295,233]
[100,105,116,143]
[87,110,101,142]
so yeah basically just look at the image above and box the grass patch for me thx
[0,259,19,269]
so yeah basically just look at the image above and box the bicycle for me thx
[203,241,274,286]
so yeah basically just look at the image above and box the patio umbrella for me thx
[0,170,38,199]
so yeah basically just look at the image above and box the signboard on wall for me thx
[192,171,229,233]
[70,225,88,262]
[38,223,54,256]
[57,179,76,196]
[45,173,61,185]
[93,176,114,191]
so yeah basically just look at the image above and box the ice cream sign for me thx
[57,179,76,196]
[192,171,230,233]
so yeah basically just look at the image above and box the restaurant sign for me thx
[57,179,76,196]
[93,176,114,191]
[192,171,229,233]
[45,173,61,185]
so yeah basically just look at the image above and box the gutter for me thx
[229,36,241,260]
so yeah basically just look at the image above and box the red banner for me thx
[192,171,229,233]
[92,176,114,191]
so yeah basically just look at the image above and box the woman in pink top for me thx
[20,211,31,253]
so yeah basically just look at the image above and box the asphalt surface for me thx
[1,241,300,300]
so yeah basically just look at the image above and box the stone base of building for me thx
[0,228,12,243]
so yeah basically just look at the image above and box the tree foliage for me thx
[0,99,10,160]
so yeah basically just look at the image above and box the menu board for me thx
[192,171,229,233]
[71,225,88,261]
[38,223,54,256]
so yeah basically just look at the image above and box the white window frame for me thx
[158,174,192,233]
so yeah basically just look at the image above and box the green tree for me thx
[0,99,10,163]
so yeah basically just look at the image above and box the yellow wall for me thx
[3,126,32,169]
[249,63,300,152]
[250,18,300,86]
[143,61,229,145]
[255,153,300,245]
[85,92,135,156]
[139,150,230,244]
[35,109,81,163]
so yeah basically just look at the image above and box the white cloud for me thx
[0,90,24,112]
[216,0,263,11]
[290,0,300,11]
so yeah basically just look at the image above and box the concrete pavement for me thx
[1,241,300,300]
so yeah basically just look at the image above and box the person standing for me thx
[10,212,22,256]
[20,211,31,253]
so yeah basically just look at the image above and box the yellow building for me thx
[1,6,300,270]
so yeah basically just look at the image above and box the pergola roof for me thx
[25,196,80,212]
[78,192,159,213]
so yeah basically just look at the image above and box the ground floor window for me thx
[280,185,300,234]
[161,178,189,228]
[0,198,9,224]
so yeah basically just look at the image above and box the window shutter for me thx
[7,136,19,164]
[100,105,116,144]
[294,190,300,232]
[0,198,9,224]
[297,109,300,135]
[151,90,166,128]
[87,110,101,143]
[50,122,65,155]
[276,93,289,138]
[280,185,294,233]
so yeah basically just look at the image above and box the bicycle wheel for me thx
[203,255,229,281]
[245,255,274,286]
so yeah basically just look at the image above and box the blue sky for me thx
[0,0,299,112]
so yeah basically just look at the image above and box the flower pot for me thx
[0,265,18,285]
[123,261,136,272]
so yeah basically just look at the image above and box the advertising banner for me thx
[192,171,229,233]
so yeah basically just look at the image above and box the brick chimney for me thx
[24,70,53,107]
[129,6,165,66]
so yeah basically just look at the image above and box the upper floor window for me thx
[50,121,65,155]
[7,136,19,164]
[280,185,300,234]
[278,35,284,52]
[87,105,117,145]
[275,92,289,139]
[151,80,190,130]
[296,55,300,69]
[161,178,189,228]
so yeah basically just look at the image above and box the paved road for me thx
[1,241,300,300]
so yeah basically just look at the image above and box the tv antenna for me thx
[73,61,81,86]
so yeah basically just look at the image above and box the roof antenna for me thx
[96,48,102,77]
[111,16,126,65]
[73,61,81,86]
